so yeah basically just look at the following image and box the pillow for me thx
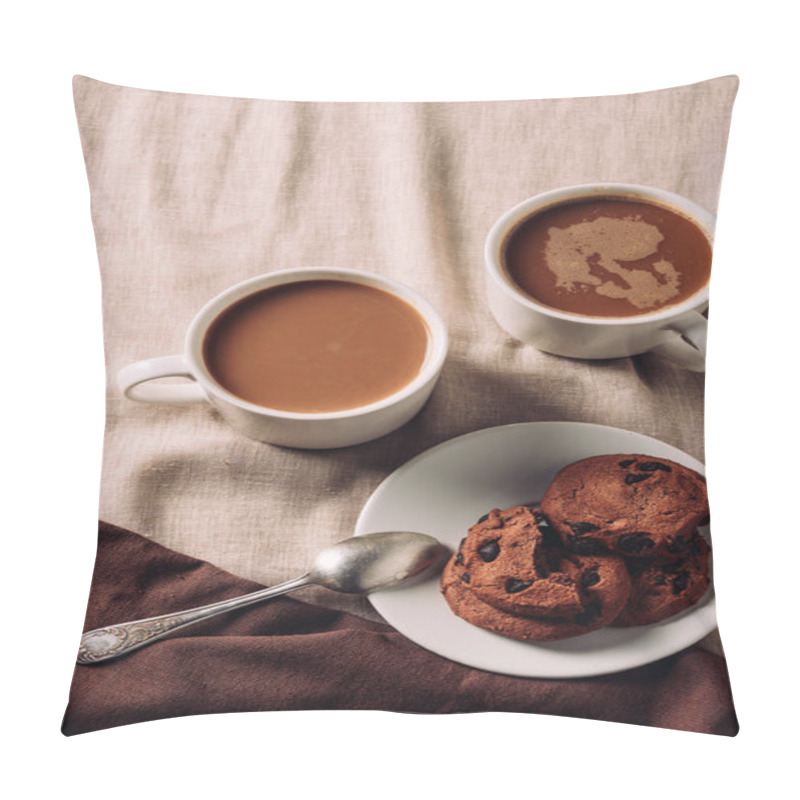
[63,75,739,736]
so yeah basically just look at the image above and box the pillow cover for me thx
[63,75,739,736]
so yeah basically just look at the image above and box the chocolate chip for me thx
[660,560,683,574]
[477,539,500,562]
[618,533,656,554]
[698,515,711,526]
[653,574,667,586]
[671,572,689,594]
[455,551,464,566]
[476,513,490,524]
[625,473,652,485]
[567,521,600,535]
[460,571,471,584]
[505,578,532,593]
[581,570,600,589]
[618,459,636,468]
[637,461,672,472]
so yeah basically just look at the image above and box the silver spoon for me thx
[76,531,447,665]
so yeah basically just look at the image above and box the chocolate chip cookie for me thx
[540,454,709,558]
[613,530,711,626]
[440,504,631,641]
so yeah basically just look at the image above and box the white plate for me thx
[356,422,717,678]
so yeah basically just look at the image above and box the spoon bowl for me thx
[77,531,449,665]
[311,531,446,593]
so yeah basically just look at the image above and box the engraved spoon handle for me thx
[76,574,312,664]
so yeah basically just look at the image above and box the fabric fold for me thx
[62,523,738,736]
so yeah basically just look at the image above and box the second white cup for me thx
[485,183,715,371]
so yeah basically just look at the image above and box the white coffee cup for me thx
[118,267,449,448]
[485,184,714,371]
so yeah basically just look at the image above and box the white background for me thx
[3,1,796,797]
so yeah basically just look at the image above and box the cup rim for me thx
[184,267,449,420]
[484,182,715,327]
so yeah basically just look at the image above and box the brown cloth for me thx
[62,522,739,736]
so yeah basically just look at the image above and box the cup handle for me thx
[117,355,207,404]
[649,311,707,372]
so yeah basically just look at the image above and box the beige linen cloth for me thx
[73,75,738,636]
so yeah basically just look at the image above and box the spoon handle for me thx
[76,574,312,665]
